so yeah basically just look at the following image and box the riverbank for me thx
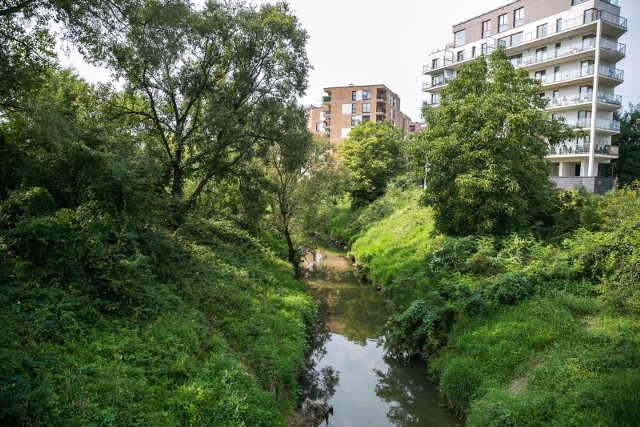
[321,184,640,426]
[1,218,314,425]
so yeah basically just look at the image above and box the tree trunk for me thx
[283,224,301,278]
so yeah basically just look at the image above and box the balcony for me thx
[564,118,620,132]
[323,110,331,116]
[550,176,615,194]
[600,0,619,5]
[422,78,451,91]
[599,65,624,82]
[376,107,387,114]
[596,91,622,106]
[547,91,621,109]
[549,143,590,155]
[538,65,594,86]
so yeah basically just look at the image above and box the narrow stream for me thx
[298,249,460,426]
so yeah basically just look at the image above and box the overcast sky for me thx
[61,0,639,122]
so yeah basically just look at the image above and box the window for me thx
[537,23,548,38]
[582,35,595,50]
[584,9,596,24]
[554,66,561,82]
[510,54,523,67]
[536,47,547,62]
[579,85,593,101]
[432,58,440,69]
[551,114,558,120]
[315,122,324,132]
[352,91,356,101]
[431,93,440,105]
[362,90,371,100]
[454,29,466,47]
[534,69,546,83]
[351,103,356,114]
[572,0,587,5]
[511,32,523,46]
[351,116,361,126]
[362,103,371,113]
[580,60,594,76]
[472,46,477,57]
[482,20,491,38]
[556,18,563,33]
[498,14,508,32]
[552,90,560,105]
[498,36,510,48]
[555,42,561,57]
[578,110,591,127]
[481,43,488,55]
[457,50,464,61]
[514,7,524,27]
[362,115,370,122]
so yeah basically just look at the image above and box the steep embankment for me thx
[0,203,314,425]
[328,185,640,426]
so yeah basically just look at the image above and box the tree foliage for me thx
[93,0,310,217]
[611,103,640,185]
[339,120,405,208]
[411,48,573,236]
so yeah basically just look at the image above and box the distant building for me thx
[422,0,627,193]
[409,122,425,133]
[307,106,326,136]
[317,84,411,146]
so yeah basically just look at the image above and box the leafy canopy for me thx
[340,120,405,208]
[412,48,573,236]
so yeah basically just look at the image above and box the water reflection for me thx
[299,249,460,427]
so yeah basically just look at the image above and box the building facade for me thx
[422,0,627,192]
[319,84,411,146]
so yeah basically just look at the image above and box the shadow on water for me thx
[294,249,461,427]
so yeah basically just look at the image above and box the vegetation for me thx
[323,182,640,426]
[610,103,640,185]
[411,48,573,236]
[1,0,318,424]
[339,120,406,208]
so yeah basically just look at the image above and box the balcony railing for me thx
[600,37,626,55]
[600,0,619,6]
[538,65,594,84]
[548,142,615,156]
[599,65,624,81]
[422,78,451,90]
[564,118,620,131]
[595,118,621,131]
[600,10,627,28]
[547,91,622,108]
[596,91,622,105]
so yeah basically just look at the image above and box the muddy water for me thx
[299,249,460,426]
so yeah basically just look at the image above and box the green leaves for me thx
[340,120,405,208]
[414,48,573,236]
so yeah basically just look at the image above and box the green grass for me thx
[332,184,640,426]
[0,217,314,426]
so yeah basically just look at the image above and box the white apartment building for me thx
[422,0,627,193]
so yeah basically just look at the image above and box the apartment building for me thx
[307,106,326,136]
[319,84,411,146]
[422,0,627,193]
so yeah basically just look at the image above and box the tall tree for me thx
[94,0,310,217]
[411,48,572,236]
[263,106,331,275]
[610,104,640,185]
[339,120,405,208]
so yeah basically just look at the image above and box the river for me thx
[296,248,460,427]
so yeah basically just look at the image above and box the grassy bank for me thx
[1,209,314,425]
[325,183,640,426]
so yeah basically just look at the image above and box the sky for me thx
[61,0,640,122]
